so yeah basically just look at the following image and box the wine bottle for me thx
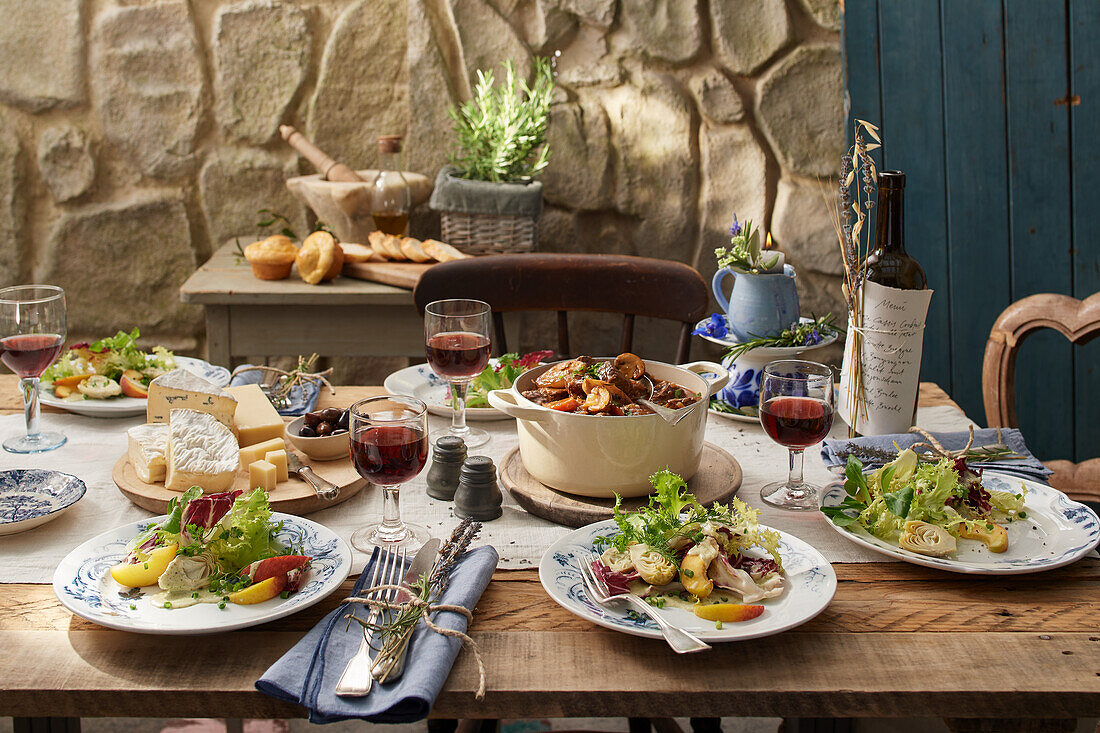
[863,170,926,290]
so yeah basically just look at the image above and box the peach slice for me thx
[52,373,94,388]
[693,603,765,623]
[228,574,287,605]
[54,385,75,399]
[120,373,148,398]
[110,543,178,588]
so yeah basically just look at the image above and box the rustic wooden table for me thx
[178,242,424,365]
[1,378,1097,730]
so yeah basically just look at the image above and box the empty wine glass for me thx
[758,360,835,510]
[0,285,67,454]
[349,395,430,552]
[424,299,492,448]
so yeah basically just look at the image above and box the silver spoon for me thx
[637,376,700,427]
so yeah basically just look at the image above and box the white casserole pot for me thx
[487,359,728,498]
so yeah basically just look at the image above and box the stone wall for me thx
[0,0,844,370]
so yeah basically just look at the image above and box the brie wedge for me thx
[164,408,239,493]
[127,423,169,483]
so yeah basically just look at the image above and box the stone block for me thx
[37,125,95,204]
[406,0,457,176]
[757,44,844,177]
[800,0,840,31]
[520,0,577,51]
[711,0,790,75]
[0,126,25,286]
[620,0,701,64]
[307,0,408,171]
[199,148,307,247]
[0,0,84,112]
[772,176,843,275]
[556,24,621,87]
[542,93,612,210]
[562,0,616,28]
[690,69,744,125]
[453,0,531,86]
[91,2,205,179]
[44,193,200,337]
[214,1,311,145]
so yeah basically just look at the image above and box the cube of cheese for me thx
[264,449,289,483]
[224,384,285,447]
[147,369,237,428]
[165,409,239,493]
[239,437,286,468]
[249,460,278,491]
[127,423,168,483]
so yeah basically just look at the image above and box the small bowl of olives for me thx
[285,407,351,461]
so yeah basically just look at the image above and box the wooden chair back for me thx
[982,292,1100,503]
[414,254,709,363]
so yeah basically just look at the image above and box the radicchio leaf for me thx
[951,458,992,516]
[590,560,639,596]
[181,490,243,543]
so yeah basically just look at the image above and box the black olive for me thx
[298,425,317,437]
[321,408,343,422]
[316,422,334,436]
[337,410,350,429]
[303,411,323,429]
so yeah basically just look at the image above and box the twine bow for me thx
[907,425,1019,462]
[344,584,486,700]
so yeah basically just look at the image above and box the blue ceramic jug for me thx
[711,264,800,342]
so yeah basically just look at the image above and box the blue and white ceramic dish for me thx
[52,513,351,634]
[384,361,512,421]
[0,469,86,536]
[39,356,232,419]
[821,472,1100,575]
[538,519,837,642]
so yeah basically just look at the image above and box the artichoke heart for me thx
[628,543,676,585]
[600,546,635,573]
[898,520,957,558]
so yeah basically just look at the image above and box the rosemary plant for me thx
[448,57,554,183]
[723,313,839,362]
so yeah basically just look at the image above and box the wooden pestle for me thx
[279,125,365,183]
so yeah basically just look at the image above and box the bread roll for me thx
[244,235,298,280]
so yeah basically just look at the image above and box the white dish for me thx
[708,403,759,424]
[39,356,231,418]
[383,361,512,421]
[820,472,1100,574]
[0,469,86,536]
[52,512,351,634]
[693,316,839,352]
[539,519,836,642]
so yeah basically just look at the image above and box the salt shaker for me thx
[454,455,503,521]
[425,436,467,501]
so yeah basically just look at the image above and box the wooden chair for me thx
[982,292,1100,503]
[413,253,710,363]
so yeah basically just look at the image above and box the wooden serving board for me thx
[500,442,743,528]
[113,451,367,516]
[342,261,433,289]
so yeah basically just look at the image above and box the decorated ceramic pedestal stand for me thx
[695,316,839,424]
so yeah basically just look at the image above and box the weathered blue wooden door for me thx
[843,0,1099,462]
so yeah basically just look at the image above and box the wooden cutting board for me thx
[113,451,367,516]
[500,442,743,528]
[342,261,433,289]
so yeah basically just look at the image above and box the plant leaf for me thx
[883,486,914,517]
[845,169,855,187]
[858,120,882,142]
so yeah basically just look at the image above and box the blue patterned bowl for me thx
[0,469,86,536]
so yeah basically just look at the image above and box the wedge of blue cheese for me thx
[126,423,168,483]
[146,369,237,428]
[164,408,240,493]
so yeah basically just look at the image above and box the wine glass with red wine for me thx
[0,285,67,454]
[758,360,835,511]
[349,395,430,551]
[424,299,492,448]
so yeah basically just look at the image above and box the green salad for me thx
[42,328,176,400]
[459,350,553,408]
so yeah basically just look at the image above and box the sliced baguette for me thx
[338,242,380,263]
[366,231,391,260]
[422,239,471,263]
[399,237,433,263]
[378,233,407,260]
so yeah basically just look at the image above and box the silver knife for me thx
[371,538,441,682]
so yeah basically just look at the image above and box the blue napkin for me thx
[256,544,499,723]
[229,365,321,416]
[821,428,1053,483]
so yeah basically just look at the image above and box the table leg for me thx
[943,719,1077,732]
[205,305,232,368]
[12,718,80,733]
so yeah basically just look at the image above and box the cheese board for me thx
[113,450,366,516]
[341,261,432,289]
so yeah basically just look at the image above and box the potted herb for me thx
[429,57,554,255]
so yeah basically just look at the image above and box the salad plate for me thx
[0,469,86,536]
[821,471,1100,575]
[53,511,351,634]
[40,355,230,418]
[539,518,836,643]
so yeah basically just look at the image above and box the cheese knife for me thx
[286,451,340,500]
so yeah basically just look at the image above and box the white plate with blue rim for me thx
[52,512,351,634]
[384,361,513,421]
[820,472,1100,575]
[0,469,86,536]
[39,356,231,418]
[538,519,837,642]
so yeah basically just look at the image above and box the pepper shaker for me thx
[454,455,503,521]
[425,436,467,501]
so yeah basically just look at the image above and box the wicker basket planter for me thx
[429,166,543,256]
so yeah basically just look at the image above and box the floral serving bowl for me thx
[0,469,86,536]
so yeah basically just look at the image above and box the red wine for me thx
[0,333,64,377]
[760,396,834,449]
[351,425,428,485]
[425,331,490,380]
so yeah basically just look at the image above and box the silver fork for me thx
[335,548,406,696]
[579,552,711,654]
